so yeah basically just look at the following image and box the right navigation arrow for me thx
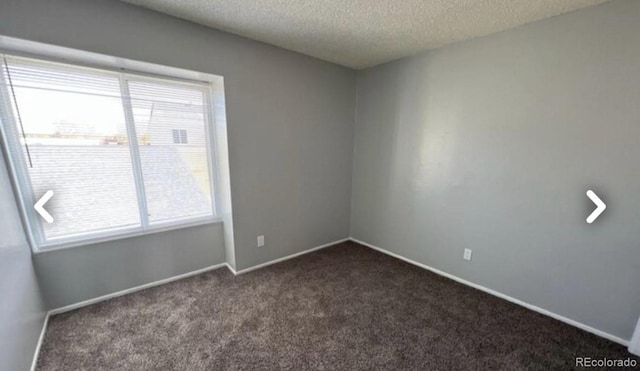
[586,190,606,224]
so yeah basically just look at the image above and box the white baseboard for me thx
[46,237,350,315]
[49,263,228,316]
[231,238,350,275]
[349,237,630,347]
[30,311,50,371]
[225,262,237,275]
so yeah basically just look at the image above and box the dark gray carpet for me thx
[37,241,636,370]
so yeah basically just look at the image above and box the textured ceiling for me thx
[121,0,611,69]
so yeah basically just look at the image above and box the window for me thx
[172,129,188,144]
[0,55,218,249]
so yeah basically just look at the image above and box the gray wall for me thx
[34,223,226,309]
[0,0,354,303]
[351,0,640,341]
[0,148,47,370]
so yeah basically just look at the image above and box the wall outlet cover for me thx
[463,248,472,261]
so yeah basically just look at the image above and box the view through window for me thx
[0,55,216,248]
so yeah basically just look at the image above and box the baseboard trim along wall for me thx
[48,263,228,316]
[44,238,351,315]
[349,237,630,347]
[230,238,351,275]
[30,312,50,371]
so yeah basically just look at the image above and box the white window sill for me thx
[32,217,223,254]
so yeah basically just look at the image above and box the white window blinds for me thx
[0,55,216,248]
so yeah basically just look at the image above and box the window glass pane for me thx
[172,129,180,144]
[1,57,141,240]
[128,78,213,224]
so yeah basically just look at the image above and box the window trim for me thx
[0,43,225,253]
[35,216,222,253]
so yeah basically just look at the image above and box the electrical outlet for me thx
[463,248,472,261]
[257,235,265,247]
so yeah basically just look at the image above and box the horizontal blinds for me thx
[2,56,122,97]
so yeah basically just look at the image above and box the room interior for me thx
[0,0,639,369]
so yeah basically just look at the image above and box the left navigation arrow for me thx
[35,190,54,223]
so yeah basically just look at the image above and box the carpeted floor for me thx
[37,241,636,370]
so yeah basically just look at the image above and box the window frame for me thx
[0,51,223,253]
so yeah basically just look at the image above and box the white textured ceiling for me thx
[121,0,611,69]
